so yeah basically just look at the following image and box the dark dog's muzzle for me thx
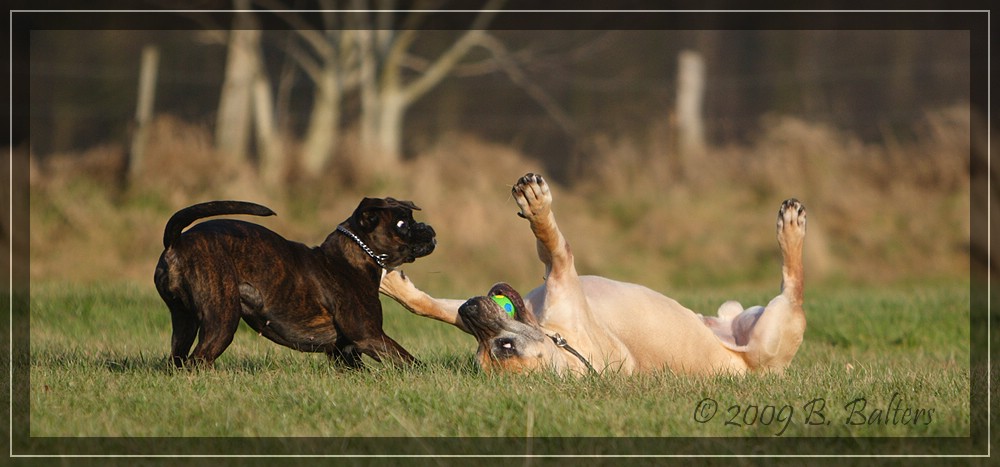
[405,223,437,260]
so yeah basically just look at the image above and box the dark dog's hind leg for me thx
[155,260,200,368]
[168,305,199,368]
[187,285,242,367]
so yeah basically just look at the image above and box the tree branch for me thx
[284,38,322,84]
[397,0,505,106]
[252,0,336,59]
[473,32,578,137]
[399,46,536,78]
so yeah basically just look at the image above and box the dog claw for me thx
[777,198,807,248]
[512,172,552,221]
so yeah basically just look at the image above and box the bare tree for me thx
[215,1,283,185]
[352,2,503,168]
[215,4,258,164]
[253,63,283,187]
[261,1,503,176]
[262,3,363,177]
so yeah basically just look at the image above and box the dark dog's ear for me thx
[357,209,380,232]
[383,197,421,211]
[355,197,421,213]
[353,198,382,232]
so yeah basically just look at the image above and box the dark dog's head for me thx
[458,283,566,374]
[338,197,436,269]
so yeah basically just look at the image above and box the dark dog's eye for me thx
[395,220,409,233]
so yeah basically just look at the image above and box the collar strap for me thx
[337,225,390,270]
[548,333,597,374]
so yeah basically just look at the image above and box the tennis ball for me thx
[491,294,516,318]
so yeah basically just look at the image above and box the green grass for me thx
[25,281,973,444]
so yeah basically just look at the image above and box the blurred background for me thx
[17,8,985,296]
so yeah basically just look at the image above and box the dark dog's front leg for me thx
[354,334,418,367]
[331,294,419,367]
[327,344,364,369]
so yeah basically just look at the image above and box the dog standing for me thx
[381,174,806,376]
[154,198,436,368]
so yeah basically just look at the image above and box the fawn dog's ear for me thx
[488,282,537,326]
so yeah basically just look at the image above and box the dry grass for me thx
[576,105,972,287]
[27,107,973,294]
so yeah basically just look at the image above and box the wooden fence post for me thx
[129,45,159,181]
[676,50,706,158]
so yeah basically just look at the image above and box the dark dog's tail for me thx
[162,201,276,248]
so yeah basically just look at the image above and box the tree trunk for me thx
[129,45,158,181]
[371,90,406,169]
[356,28,381,161]
[889,31,917,118]
[676,49,706,157]
[253,72,283,187]
[355,4,500,166]
[215,24,259,164]
[300,66,341,177]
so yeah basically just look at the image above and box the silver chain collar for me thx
[337,225,390,270]
[548,333,597,374]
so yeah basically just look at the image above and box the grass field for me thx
[20,278,979,456]
[14,65,982,460]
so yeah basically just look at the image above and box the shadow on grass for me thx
[422,352,480,374]
[32,346,299,375]
[93,349,482,377]
[102,353,173,373]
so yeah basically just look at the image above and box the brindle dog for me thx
[154,199,436,368]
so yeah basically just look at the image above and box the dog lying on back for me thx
[154,199,436,368]
[381,174,807,376]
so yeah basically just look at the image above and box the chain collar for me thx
[337,225,390,270]
[547,333,597,374]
